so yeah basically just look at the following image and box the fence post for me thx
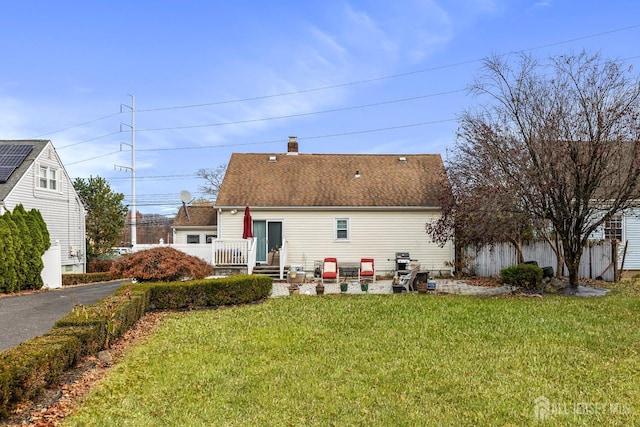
[613,239,620,282]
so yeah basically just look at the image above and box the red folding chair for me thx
[322,257,339,284]
[358,258,375,282]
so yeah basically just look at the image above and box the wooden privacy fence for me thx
[462,239,618,282]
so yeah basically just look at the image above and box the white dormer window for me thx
[39,166,59,191]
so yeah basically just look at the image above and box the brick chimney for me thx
[287,136,299,155]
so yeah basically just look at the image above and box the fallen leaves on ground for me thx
[1,311,170,427]
[458,276,503,287]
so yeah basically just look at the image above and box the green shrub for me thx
[56,285,145,350]
[62,272,113,286]
[500,264,543,290]
[0,332,84,418]
[109,247,214,282]
[142,275,272,310]
[0,275,270,418]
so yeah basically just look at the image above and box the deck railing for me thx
[212,238,254,266]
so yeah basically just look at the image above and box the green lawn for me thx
[65,284,640,426]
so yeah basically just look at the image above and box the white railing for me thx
[279,239,288,279]
[247,239,256,274]
[212,238,256,267]
[211,238,285,278]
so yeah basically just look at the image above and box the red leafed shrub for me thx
[88,259,113,273]
[109,247,214,282]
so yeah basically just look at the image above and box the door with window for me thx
[253,220,282,263]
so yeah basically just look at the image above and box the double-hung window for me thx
[39,166,58,191]
[604,215,623,241]
[335,218,349,240]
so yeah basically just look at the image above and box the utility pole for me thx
[116,94,136,247]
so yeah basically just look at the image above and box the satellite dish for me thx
[180,190,192,204]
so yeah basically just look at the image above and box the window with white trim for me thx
[39,166,59,191]
[205,234,216,243]
[335,218,349,240]
[604,215,623,241]
[186,234,200,244]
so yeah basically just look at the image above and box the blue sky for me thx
[1,1,639,216]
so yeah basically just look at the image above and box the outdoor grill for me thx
[396,252,411,272]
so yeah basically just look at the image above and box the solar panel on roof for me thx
[0,144,34,183]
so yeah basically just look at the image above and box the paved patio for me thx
[271,278,608,297]
[271,278,512,297]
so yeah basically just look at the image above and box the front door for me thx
[253,220,282,264]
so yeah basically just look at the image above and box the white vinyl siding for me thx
[219,209,453,276]
[173,227,217,244]
[3,143,85,271]
[619,211,640,270]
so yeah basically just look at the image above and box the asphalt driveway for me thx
[0,281,125,351]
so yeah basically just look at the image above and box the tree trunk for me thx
[563,250,581,290]
[554,234,564,278]
[509,238,524,264]
[516,239,524,264]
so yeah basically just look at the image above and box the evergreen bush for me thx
[500,263,543,290]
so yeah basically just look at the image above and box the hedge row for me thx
[0,274,272,419]
[62,272,114,286]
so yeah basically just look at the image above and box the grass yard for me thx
[65,283,640,426]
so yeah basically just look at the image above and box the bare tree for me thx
[197,163,227,201]
[426,170,535,267]
[451,51,640,289]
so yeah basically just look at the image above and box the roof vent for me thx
[268,156,277,162]
[398,157,407,163]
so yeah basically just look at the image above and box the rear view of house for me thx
[214,137,453,278]
[0,140,86,273]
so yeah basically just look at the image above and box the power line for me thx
[103,173,199,181]
[57,131,122,150]
[31,23,640,138]
[135,24,640,113]
[31,112,122,139]
[65,150,121,166]
[137,89,464,132]
[136,118,457,152]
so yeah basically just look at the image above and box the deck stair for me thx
[252,264,284,280]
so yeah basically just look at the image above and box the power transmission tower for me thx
[115,94,137,247]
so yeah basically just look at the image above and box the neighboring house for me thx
[0,140,86,273]
[172,203,218,244]
[214,137,454,277]
[591,212,640,275]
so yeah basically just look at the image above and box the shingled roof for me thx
[172,205,217,227]
[215,151,446,208]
